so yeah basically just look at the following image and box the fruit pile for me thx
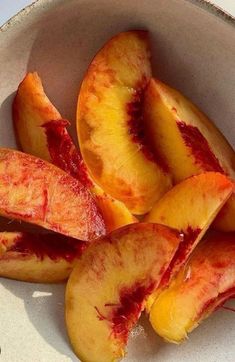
[0,30,234,361]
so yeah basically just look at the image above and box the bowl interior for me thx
[0,0,234,361]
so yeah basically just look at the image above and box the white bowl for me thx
[0,1,234,361]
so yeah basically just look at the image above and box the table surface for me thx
[0,0,235,26]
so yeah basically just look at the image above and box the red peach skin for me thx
[0,148,105,240]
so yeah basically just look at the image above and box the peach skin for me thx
[13,72,137,232]
[144,172,233,310]
[66,223,182,362]
[149,231,235,343]
[0,231,86,283]
[77,31,172,214]
[0,148,105,240]
[144,78,235,231]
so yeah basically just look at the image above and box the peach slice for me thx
[144,172,233,297]
[65,223,182,362]
[13,72,61,161]
[13,73,90,185]
[92,184,137,232]
[0,231,86,283]
[149,231,235,343]
[77,31,172,214]
[144,78,235,230]
[13,72,137,232]
[0,148,105,240]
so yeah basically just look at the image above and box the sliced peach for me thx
[0,231,86,283]
[65,223,182,362]
[92,185,137,232]
[144,78,235,230]
[144,172,233,303]
[13,72,60,161]
[0,148,105,240]
[149,231,235,343]
[77,31,172,214]
[13,73,91,186]
[144,78,235,181]
[13,72,137,232]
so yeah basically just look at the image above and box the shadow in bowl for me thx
[0,278,78,361]
[0,93,17,149]
[125,314,165,360]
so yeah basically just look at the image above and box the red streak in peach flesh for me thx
[96,281,155,343]
[9,233,87,262]
[127,84,169,173]
[176,121,224,173]
[160,227,201,287]
[112,283,155,342]
[43,120,92,188]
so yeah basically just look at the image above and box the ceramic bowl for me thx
[0,0,234,361]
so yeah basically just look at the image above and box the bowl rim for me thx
[0,0,234,36]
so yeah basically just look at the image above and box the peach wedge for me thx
[65,223,182,362]
[144,172,233,295]
[0,231,86,283]
[13,72,91,184]
[13,72,136,232]
[0,148,105,240]
[13,72,61,161]
[150,231,235,343]
[77,31,172,214]
[144,78,235,230]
